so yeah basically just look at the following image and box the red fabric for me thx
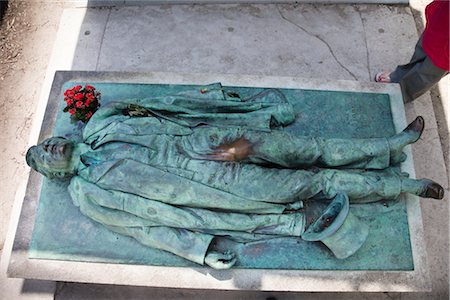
[422,0,450,71]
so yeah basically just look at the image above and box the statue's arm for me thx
[68,176,236,268]
[106,225,217,266]
[129,227,236,269]
[82,85,295,139]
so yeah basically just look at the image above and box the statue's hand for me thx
[204,250,237,269]
[123,104,151,117]
[202,137,254,162]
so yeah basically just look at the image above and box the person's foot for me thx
[375,71,392,83]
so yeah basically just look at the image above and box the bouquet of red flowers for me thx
[63,85,101,123]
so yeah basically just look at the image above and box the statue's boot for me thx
[301,193,369,259]
[388,116,424,164]
[402,178,445,200]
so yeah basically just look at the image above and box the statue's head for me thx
[26,137,76,179]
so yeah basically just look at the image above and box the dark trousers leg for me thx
[390,36,449,103]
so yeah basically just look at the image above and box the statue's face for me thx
[26,137,75,179]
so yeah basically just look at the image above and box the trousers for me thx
[390,36,448,103]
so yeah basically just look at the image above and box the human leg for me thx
[375,37,427,83]
[397,56,449,102]
[389,36,429,83]
[376,36,449,102]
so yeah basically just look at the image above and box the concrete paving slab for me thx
[72,8,111,70]
[404,94,449,299]
[0,173,55,300]
[434,77,449,182]
[96,4,373,80]
[54,283,407,300]
[276,4,368,80]
[359,4,418,81]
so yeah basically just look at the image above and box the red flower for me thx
[73,85,82,92]
[85,85,95,91]
[85,99,91,107]
[69,108,76,115]
[66,90,75,98]
[74,93,84,100]
[86,92,94,100]
[75,101,83,108]
[66,99,74,105]
[85,111,93,119]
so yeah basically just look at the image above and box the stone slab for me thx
[8,71,430,292]
[98,4,371,80]
[28,80,409,270]
[93,4,416,82]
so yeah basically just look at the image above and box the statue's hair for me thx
[26,146,42,173]
[25,145,72,180]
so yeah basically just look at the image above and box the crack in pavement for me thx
[276,4,358,81]
[95,7,112,71]
[357,7,372,82]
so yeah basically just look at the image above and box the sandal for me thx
[375,71,392,83]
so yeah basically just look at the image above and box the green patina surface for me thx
[29,82,413,270]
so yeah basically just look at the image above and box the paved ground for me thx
[0,0,448,299]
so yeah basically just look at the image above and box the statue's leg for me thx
[186,158,317,204]
[277,116,424,169]
[307,169,401,202]
[186,117,424,169]
[315,114,421,168]
[187,128,391,169]
[313,137,391,169]
[401,177,444,199]
[386,116,424,164]
[309,168,443,202]
[191,162,403,204]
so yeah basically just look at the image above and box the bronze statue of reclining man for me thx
[26,85,444,269]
